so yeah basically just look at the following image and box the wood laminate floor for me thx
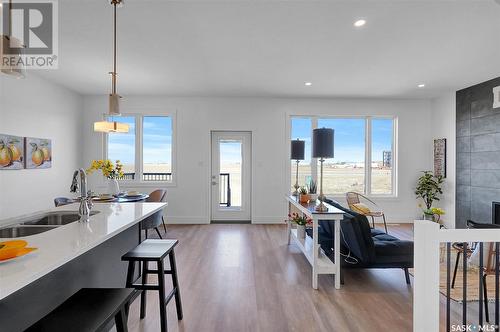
[126,224,414,332]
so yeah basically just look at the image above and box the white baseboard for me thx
[252,216,285,224]
[165,216,209,224]
[385,219,415,224]
[164,215,416,225]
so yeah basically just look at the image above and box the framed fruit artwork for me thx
[25,137,52,169]
[0,134,24,170]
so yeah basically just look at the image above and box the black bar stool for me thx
[26,288,134,332]
[122,239,183,332]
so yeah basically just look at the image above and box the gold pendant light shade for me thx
[94,120,129,133]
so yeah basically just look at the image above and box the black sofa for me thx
[306,198,414,284]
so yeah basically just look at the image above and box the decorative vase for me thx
[423,213,434,221]
[299,194,309,204]
[107,178,120,195]
[309,193,318,202]
[296,224,306,239]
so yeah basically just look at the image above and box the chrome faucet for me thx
[70,168,93,221]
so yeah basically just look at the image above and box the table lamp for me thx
[291,139,305,196]
[312,128,334,212]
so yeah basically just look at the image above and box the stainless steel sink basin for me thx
[22,211,100,226]
[0,211,100,238]
[0,225,59,238]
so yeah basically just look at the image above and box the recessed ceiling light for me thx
[304,82,312,86]
[418,84,425,88]
[354,19,366,27]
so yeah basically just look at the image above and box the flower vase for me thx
[107,178,120,196]
[296,224,306,239]
[423,213,434,222]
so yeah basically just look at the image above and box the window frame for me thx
[102,111,177,187]
[288,115,397,198]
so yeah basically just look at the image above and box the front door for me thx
[210,131,251,222]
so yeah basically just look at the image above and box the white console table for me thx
[286,195,345,289]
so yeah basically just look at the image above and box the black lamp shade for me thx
[291,139,305,160]
[312,128,334,158]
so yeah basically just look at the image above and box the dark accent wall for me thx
[456,77,500,228]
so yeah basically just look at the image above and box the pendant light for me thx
[94,0,129,133]
[1,0,26,78]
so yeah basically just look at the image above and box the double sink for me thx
[0,211,100,238]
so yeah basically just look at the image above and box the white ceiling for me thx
[35,0,500,98]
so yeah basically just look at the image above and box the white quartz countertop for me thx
[0,202,166,300]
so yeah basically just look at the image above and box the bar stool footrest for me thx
[164,288,177,304]
[145,269,173,275]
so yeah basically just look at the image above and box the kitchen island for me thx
[0,202,165,331]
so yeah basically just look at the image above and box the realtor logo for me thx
[1,0,58,70]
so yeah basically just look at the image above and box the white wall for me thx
[83,96,432,224]
[430,93,456,228]
[0,74,83,219]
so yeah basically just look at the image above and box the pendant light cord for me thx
[110,0,119,95]
[8,0,13,37]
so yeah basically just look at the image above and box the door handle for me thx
[211,181,217,185]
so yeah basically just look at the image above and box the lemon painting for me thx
[25,137,52,169]
[0,134,24,170]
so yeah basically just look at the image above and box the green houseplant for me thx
[308,179,318,202]
[415,171,444,221]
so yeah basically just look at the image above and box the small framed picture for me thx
[434,138,446,178]
[25,137,52,169]
[0,134,24,170]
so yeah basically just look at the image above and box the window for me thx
[107,116,136,176]
[106,114,175,183]
[219,139,242,207]
[318,118,365,194]
[371,118,393,194]
[290,117,312,191]
[290,116,396,196]
[143,116,173,182]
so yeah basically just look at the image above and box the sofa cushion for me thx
[372,239,414,268]
[370,228,386,236]
[351,203,371,214]
[372,233,399,242]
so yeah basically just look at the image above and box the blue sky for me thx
[108,116,172,165]
[220,141,242,165]
[291,117,392,163]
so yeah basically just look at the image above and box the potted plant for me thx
[308,179,318,202]
[299,186,309,203]
[415,171,444,221]
[87,159,124,195]
[286,212,312,239]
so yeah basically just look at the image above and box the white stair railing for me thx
[413,220,500,332]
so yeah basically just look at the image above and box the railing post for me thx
[414,220,441,332]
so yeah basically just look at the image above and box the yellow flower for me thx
[431,207,445,215]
